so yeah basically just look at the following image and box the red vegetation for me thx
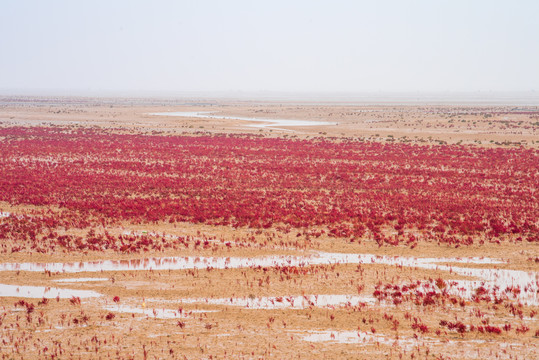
[69,296,81,306]
[0,127,537,252]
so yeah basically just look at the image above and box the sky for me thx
[1,0,538,95]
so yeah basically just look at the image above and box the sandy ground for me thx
[0,96,537,146]
[0,97,537,359]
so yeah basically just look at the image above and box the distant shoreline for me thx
[0,92,538,106]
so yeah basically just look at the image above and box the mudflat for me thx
[1,96,537,146]
[0,97,537,359]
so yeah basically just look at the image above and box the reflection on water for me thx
[178,294,376,309]
[0,284,101,299]
[103,304,216,319]
[0,252,503,273]
[150,111,336,128]
[299,330,429,350]
[299,329,526,356]
[0,252,536,304]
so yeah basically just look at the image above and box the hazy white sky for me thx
[1,0,538,95]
